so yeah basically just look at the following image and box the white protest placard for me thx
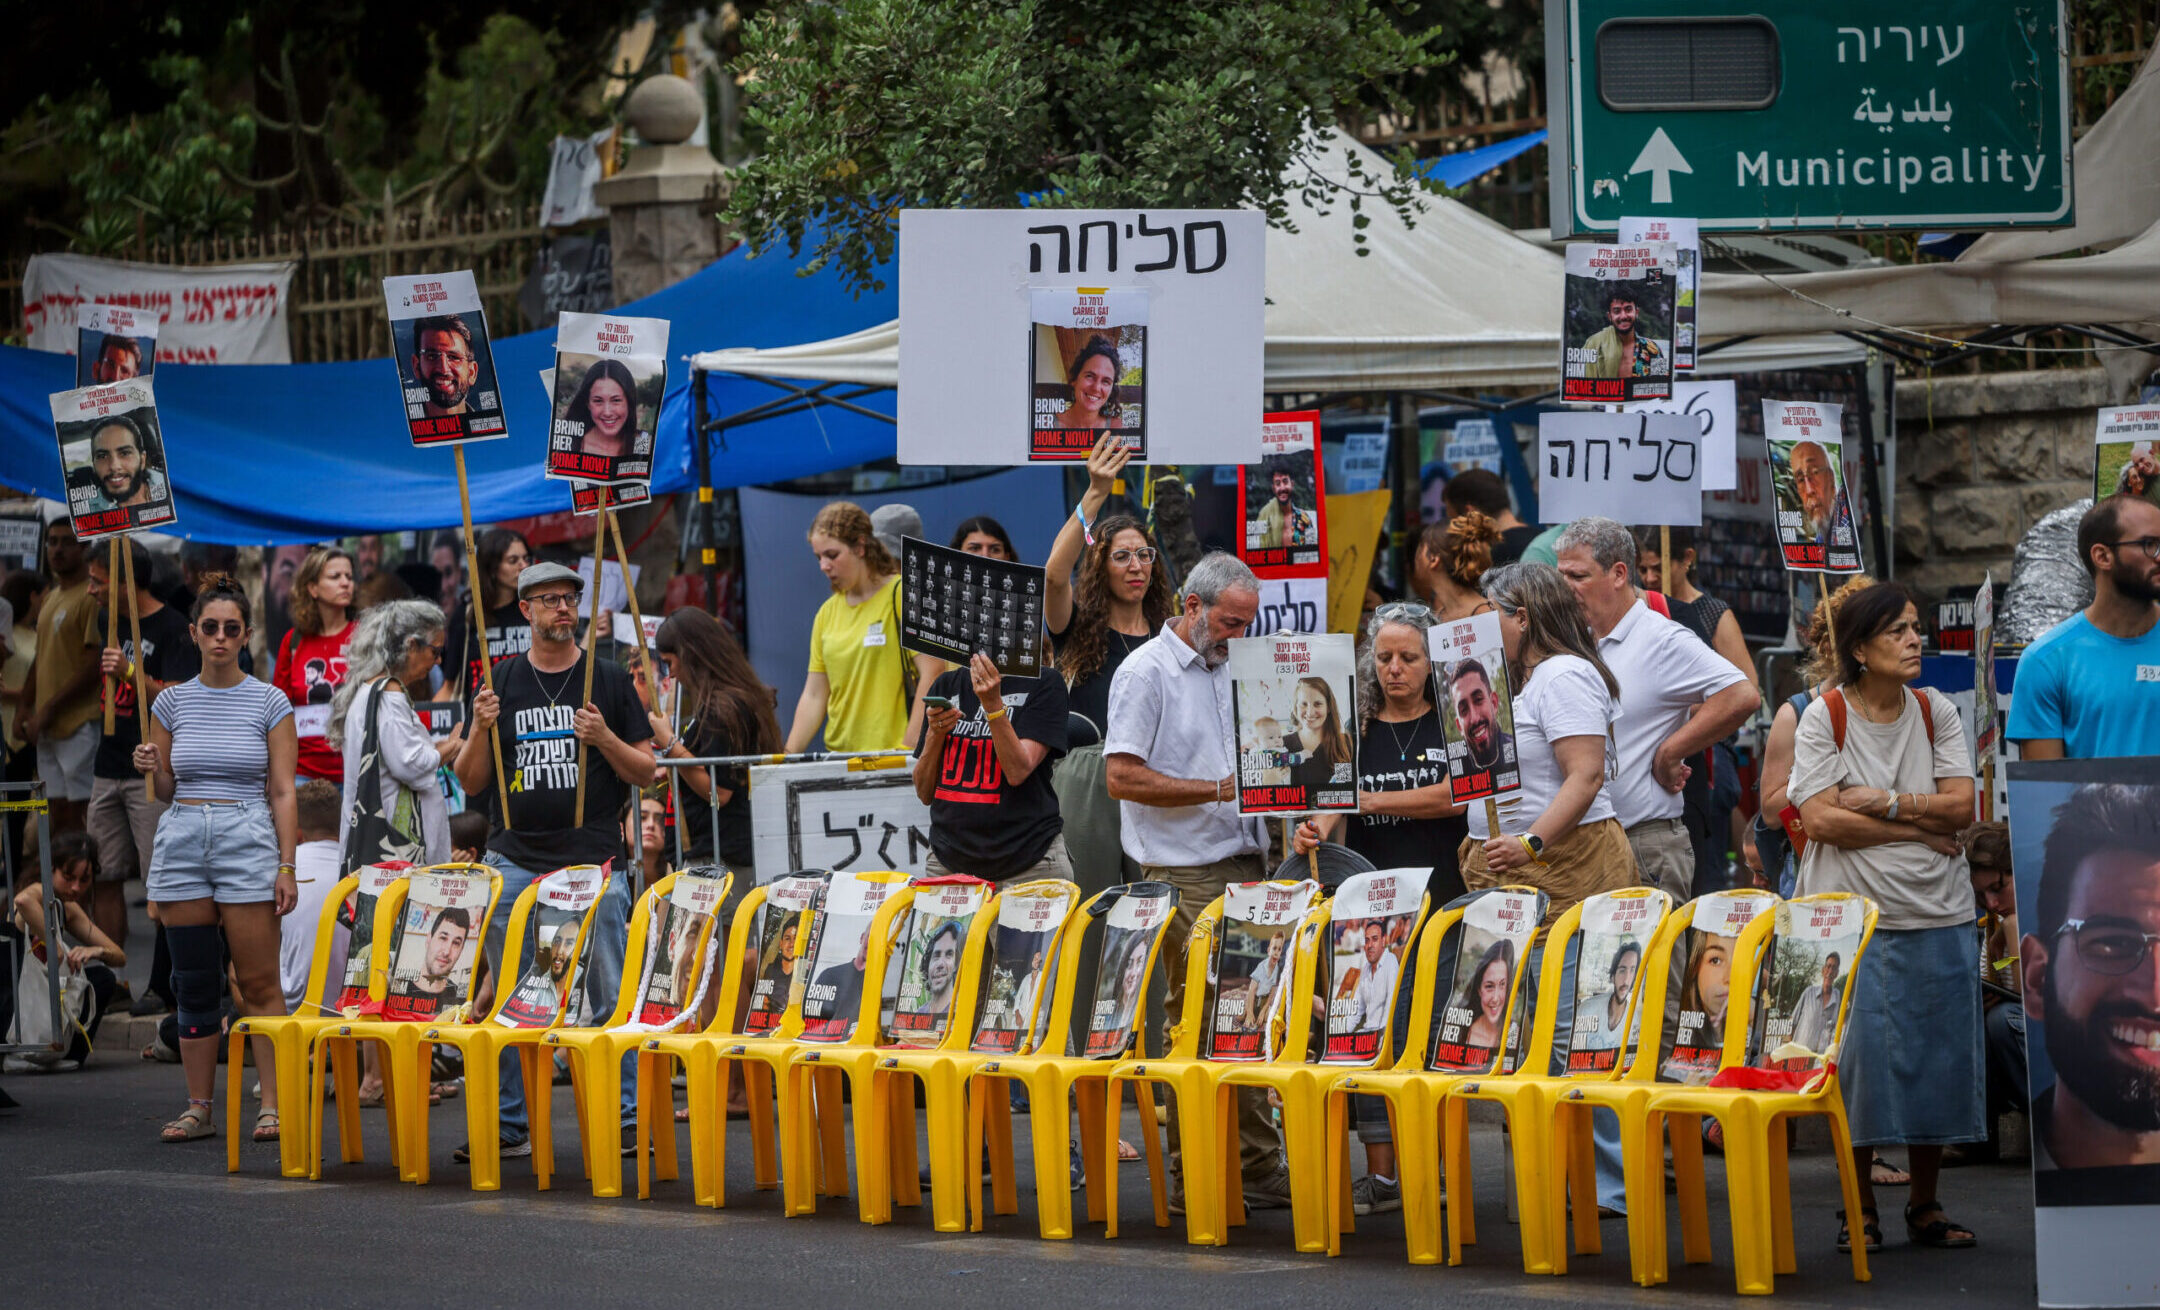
[541,365,651,512]
[898,209,1265,466]
[50,378,178,541]
[1619,217,1699,371]
[1537,410,1703,526]
[25,252,295,365]
[749,760,932,880]
[383,270,506,446]
[547,311,669,486]
[1621,377,1736,492]
[1561,242,1677,404]
[1243,577,1329,637]
[575,557,639,615]
[2093,403,2160,505]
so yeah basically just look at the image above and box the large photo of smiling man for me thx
[51,378,177,540]
[383,270,507,444]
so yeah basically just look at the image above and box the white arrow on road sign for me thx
[1628,128,1693,205]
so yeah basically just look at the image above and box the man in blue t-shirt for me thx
[2008,494,2160,759]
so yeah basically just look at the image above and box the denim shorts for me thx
[147,799,280,905]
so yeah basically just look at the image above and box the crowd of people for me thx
[6,448,2147,1259]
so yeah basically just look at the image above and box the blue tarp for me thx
[1417,129,1547,191]
[0,235,897,545]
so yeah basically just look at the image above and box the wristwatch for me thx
[1517,833,1549,866]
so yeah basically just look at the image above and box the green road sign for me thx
[1549,1,2072,237]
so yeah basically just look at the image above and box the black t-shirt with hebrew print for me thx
[917,669,1067,879]
[1344,709,1468,903]
[484,652,652,872]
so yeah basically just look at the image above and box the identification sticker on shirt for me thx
[293,704,331,739]
[2138,665,2160,683]
[863,621,887,648]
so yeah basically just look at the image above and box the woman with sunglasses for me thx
[1786,581,1980,1254]
[328,599,461,868]
[134,574,298,1144]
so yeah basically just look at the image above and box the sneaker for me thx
[129,991,174,1018]
[1351,1173,1401,1216]
[1242,1160,1294,1211]
[453,1135,531,1163]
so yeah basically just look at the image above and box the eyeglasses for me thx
[425,643,446,659]
[2105,538,2160,560]
[198,619,244,638]
[2055,919,2160,975]
[1374,601,1433,623]
[1108,548,1158,565]
[526,592,581,611]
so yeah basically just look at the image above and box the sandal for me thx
[1869,1151,1911,1187]
[1836,1206,1882,1254]
[1905,1201,1976,1248]
[1117,1137,1142,1163]
[161,1102,215,1143]
[431,1080,461,1102]
[355,1087,385,1109]
[252,1109,281,1143]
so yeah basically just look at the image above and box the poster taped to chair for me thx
[383,270,506,446]
[1229,633,1357,815]
[1658,888,1777,1084]
[746,873,828,1036]
[750,760,933,879]
[383,867,493,1022]
[1429,889,1540,1073]
[494,866,608,1029]
[797,870,906,1043]
[1207,879,1320,1061]
[890,878,990,1048]
[627,871,729,1030]
[1321,868,1431,1065]
[336,862,412,1013]
[1561,888,1664,1075]
[1084,882,1178,1058]
[1747,896,1864,1070]
[970,881,1079,1055]
[1430,611,1521,806]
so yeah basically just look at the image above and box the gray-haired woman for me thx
[329,598,460,870]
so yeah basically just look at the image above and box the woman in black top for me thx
[650,607,780,876]
[440,528,533,702]
[1044,434,1173,735]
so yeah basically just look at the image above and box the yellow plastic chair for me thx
[532,867,733,1199]
[1619,892,1880,1295]
[869,877,1083,1233]
[303,862,502,1182]
[959,879,1182,1241]
[223,862,404,1179]
[1221,868,1435,1254]
[1444,886,1675,1275]
[396,864,614,1189]
[632,872,826,1209]
[1542,887,1781,1286]
[784,875,996,1224]
[1105,878,1327,1247]
[1321,885,1548,1266]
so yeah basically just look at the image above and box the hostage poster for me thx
[797,869,906,1042]
[74,302,159,386]
[1320,868,1431,1065]
[1083,882,1178,1058]
[627,871,729,1030]
[2094,403,2160,507]
[51,378,177,541]
[1658,888,1778,1085]
[745,873,828,1036]
[1429,888,1541,1073]
[970,881,1079,1054]
[335,862,413,1013]
[1561,241,1676,404]
[493,865,607,1029]
[1029,286,1146,462]
[383,866,493,1022]
[546,311,668,486]
[1764,399,1864,574]
[889,878,990,1048]
[1237,410,1328,578]
[1559,888,1664,1075]
[899,535,1047,679]
[1229,633,1358,815]
[1746,895,1866,1069]
[1617,217,1697,371]
[1207,879,1321,1062]
[1430,611,1520,806]
[384,271,506,446]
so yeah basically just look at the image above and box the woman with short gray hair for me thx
[330,598,460,870]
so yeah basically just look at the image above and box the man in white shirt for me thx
[1348,919,1400,1032]
[1557,518,1759,901]
[1103,552,1285,1205]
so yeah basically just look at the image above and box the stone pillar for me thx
[595,74,728,305]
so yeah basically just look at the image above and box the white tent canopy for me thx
[692,137,1863,395]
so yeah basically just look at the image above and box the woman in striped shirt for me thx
[135,574,298,1144]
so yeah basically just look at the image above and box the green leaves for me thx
[722,0,1450,296]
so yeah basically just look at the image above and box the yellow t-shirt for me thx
[32,579,101,741]
[807,576,910,751]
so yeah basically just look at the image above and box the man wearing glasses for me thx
[2010,494,2160,761]
[2022,782,2160,1191]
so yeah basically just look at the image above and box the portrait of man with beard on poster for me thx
[410,314,481,418]
[83,413,169,513]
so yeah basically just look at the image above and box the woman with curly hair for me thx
[1055,335,1124,431]
[272,546,355,784]
[1415,508,1501,621]
[786,501,913,752]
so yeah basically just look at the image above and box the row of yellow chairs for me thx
[236,859,1879,1296]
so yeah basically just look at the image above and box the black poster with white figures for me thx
[898,536,1046,678]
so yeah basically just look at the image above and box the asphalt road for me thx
[0,1048,2039,1310]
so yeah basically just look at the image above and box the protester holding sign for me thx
[785,502,913,753]
[271,546,356,785]
[1465,563,1634,922]
[913,652,1070,881]
[2009,494,2160,761]
[1787,582,1981,1252]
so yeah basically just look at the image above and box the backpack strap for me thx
[1912,687,1938,748]
[1823,687,1849,752]
[1643,590,1671,618]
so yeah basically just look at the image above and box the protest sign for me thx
[797,869,908,1042]
[1746,896,1865,1069]
[1319,869,1430,1065]
[413,699,466,742]
[1538,410,1703,527]
[745,873,829,1035]
[51,378,177,542]
[1621,376,1736,492]
[898,209,1265,466]
[2007,760,2160,1307]
[1326,489,1392,635]
[0,515,41,572]
[547,311,668,485]
[1429,888,1541,1072]
[898,536,1047,679]
[1243,578,1328,638]
[889,879,991,1048]
[382,867,493,1022]
[1561,242,1677,403]
[335,862,413,1013]
[1618,217,1698,371]
[384,271,506,446]
[969,881,1080,1054]
[1229,633,1358,815]
[1430,611,1521,806]
[1560,888,1664,1075]
[25,252,294,364]
[1206,880,1321,1061]
[492,865,608,1029]
[575,557,639,616]
[1083,882,1179,1058]
[74,303,159,386]
[1764,400,1863,573]
[1974,573,1998,819]
[1238,410,1329,578]
[574,480,650,514]
[1657,888,1778,1084]
[2094,403,2160,506]
[749,760,932,878]
[625,870,729,1030]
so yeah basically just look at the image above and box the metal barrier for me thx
[650,750,912,869]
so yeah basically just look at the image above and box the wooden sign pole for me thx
[454,447,512,831]
[102,537,120,733]
[1659,525,1673,597]
[120,542,151,802]
[606,506,660,713]
[573,486,610,827]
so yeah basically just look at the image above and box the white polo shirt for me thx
[1102,621,1268,868]
[1596,598,1750,829]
